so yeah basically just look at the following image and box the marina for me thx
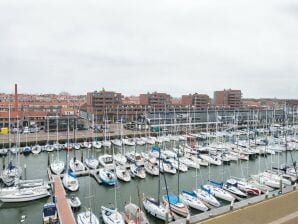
[0,125,297,223]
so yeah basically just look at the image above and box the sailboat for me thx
[115,165,131,182]
[202,182,235,202]
[68,194,82,209]
[159,160,177,174]
[101,163,125,224]
[101,206,125,224]
[99,168,117,186]
[130,163,146,179]
[226,178,261,196]
[69,157,85,172]
[77,208,99,224]
[85,116,99,170]
[1,160,22,187]
[50,116,65,175]
[122,202,149,224]
[179,191,208,212]
[144,158,159,176]
[143,136,174,222]
[143,197,173,221]
[0,148,8,157]
[0,179,50,203]
[44,117,54,152]
[77,169,99,224]
[32,145,42,155]
[162,194,189,217]
[63,169,79,192]
[63,118,79,192]
[102,109,112,148]
[2,111,22,187]
[194,188,221,207]
[0,185,50,202]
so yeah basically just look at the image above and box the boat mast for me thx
[56,115,60,161]
[8,97,11,162]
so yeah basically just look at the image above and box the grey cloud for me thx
[0,0,297,98]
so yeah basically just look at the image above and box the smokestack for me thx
[14,83,18,115]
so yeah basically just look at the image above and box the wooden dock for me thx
[52,175,76,224]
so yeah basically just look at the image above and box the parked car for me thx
[30,127,40,133]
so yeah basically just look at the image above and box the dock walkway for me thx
[170,186,298,224]
[52,175,76,224]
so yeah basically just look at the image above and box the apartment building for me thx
[214,89,242,108]
[181,93,210,108]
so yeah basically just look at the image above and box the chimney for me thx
[14,83,18,115]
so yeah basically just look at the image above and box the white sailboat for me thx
[130,163,146,179]
[69,157,86,172]
[122,138,135,146]
[114,153,127,166]
[162,194,189,217]
[111,139,122,147]
[50,117,65,175]
[83,141,92,149]
[98,154,115,170]
[144,159,159,176]
[179,191,208,212]
[202,184,235,202]
[122,202,149,224]
[115,165,131,182]
[68,195,82,209]
[99,168,117,186]
[143,197,173,222]
[101,206,125,224]
[85,119,99,170]
[92,141,102,149]
[32,145,42,155]
[63,170,79,192]
[0,185,50,202]
[194,188,221,207]
[85,156,99,170]
[101,159,125,224]
[1,161,22,187]
[77,209,99,224]
[77,167,99,224]
[50,159,65,175]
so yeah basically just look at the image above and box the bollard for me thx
[165,212,168,224]
[265,190,269,199]
[230,200,234,211]
[47,152,50,166]
[81,150,83,163]
[2,156,5,170]
[279,178,283,194]
[186,213,191,224]
[293,182,297,190]
[24,164,27,180]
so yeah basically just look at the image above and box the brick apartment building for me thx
[84,89,143,122]
[181,93,210,108]
[214,89,242,108]
[139,92,172,109]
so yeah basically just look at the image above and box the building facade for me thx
[139,92,172,109]
[181,93,210,108]
[214,89,242,108]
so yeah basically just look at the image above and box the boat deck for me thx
[52,175,76,224]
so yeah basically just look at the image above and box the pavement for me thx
[198,189,298,224]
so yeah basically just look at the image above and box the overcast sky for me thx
[0,0,297,98]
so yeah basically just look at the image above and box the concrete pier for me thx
[170,187,298,224]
